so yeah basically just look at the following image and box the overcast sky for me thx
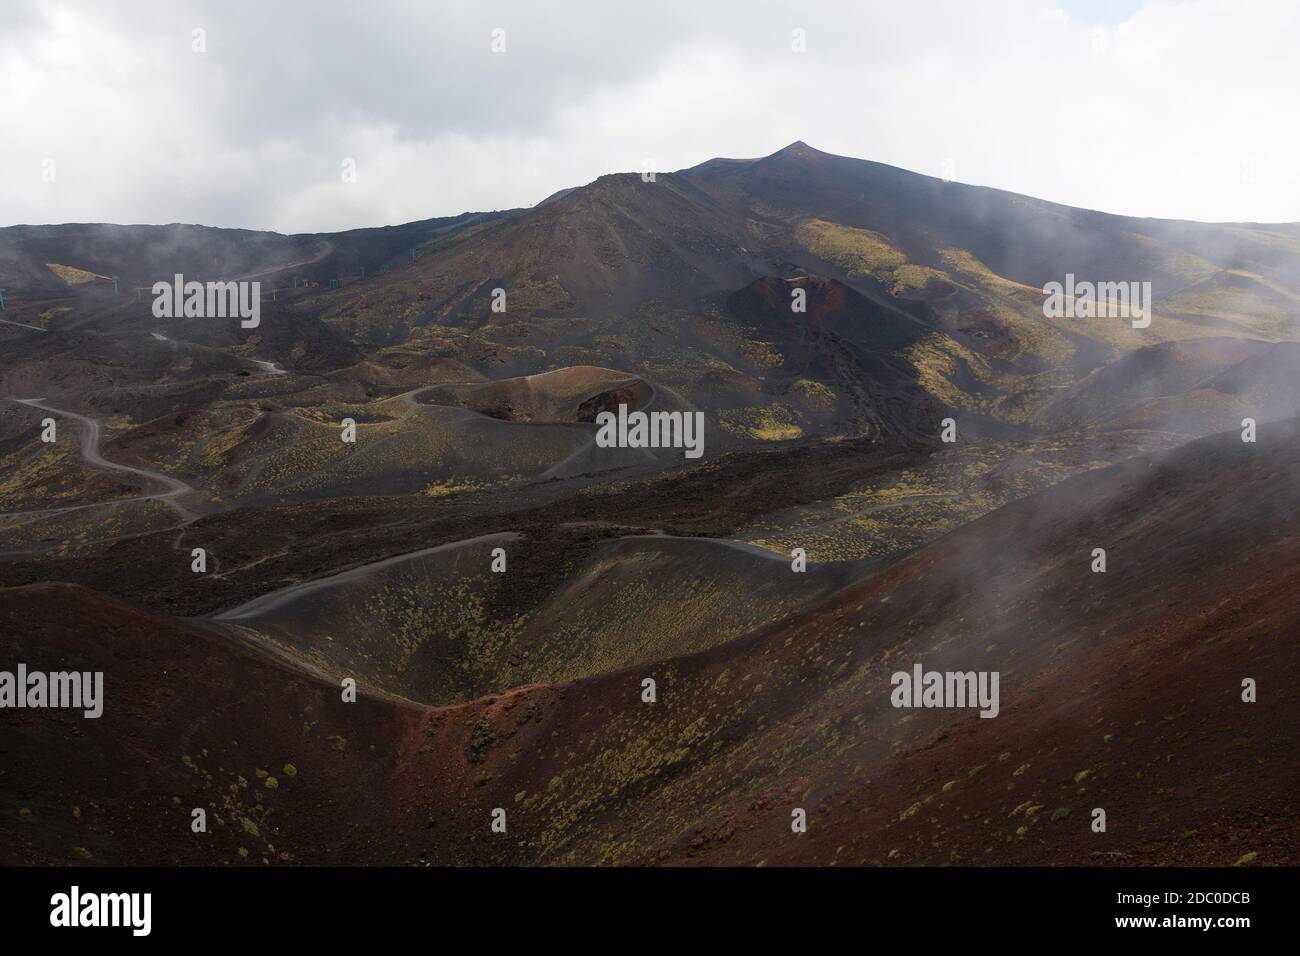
[2,0,1296,233]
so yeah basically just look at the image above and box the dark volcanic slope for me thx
[689,142,1300,298]
[0,583,423,866]
[726,275,940,441]
[3,419,1295,865]
[3,142,1298,869]
[443,418,1300,866]
[0,212,518,292]
[212,532,861,707]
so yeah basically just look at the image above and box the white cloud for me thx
[1,0,1296,231]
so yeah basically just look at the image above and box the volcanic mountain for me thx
[1,142,1298,867]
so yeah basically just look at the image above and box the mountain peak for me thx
[754,141,840,170]
[773,140,820,156]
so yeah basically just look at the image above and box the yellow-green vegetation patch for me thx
[363,576,526,691]
[796,219,906,276]
[790,379,836,412]
[423,476,519,498]
[719,404,803,441]
[890,263,947,293]
[515,560,770,692]
[793,220,948,295]
[46,263,103,285]
[939,248,1038,295]
[1163,282,1297,339]
[739,339,784,371]
[0,444,79,509]
[904,333,989,410]
[39,306,74,323]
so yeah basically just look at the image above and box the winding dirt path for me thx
[229,239,335,281]
[247,358,286,376]
[212,530,521,621]
[10,398,199,520]
[0,318,48,332]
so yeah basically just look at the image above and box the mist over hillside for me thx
[2,133,1297,880]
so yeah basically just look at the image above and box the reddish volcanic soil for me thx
[2,420,1297,865]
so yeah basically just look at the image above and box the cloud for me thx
[1,0,1296,231]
